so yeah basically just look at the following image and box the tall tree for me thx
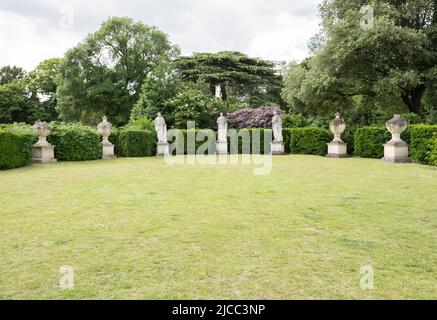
[0,66,26,85]
[176,51,284,107]
[283,0,437,116]
[57,17,180,125]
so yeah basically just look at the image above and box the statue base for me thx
[32,144,57,164]
[270,141,285,155]
[102,142,115,160]
[216,141,228,155]
[327,141,348,158]
[157,142,170,156]
[382,141,411,163]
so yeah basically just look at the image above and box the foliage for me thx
[282,113,310,128]
[354,127,390,158]
[0,80,29,123]
[428,133,437,166]
[176,51,284,107]
[226,129,273,154]
[57,17,180,126]
[227,106,282,129]
[170,130,216,155]
[48,123,102,161]
[282,0,437,116]
[166,82,224,129]
[409,124,437,163]
[0,124,34,170]
[118,128,156,157]
[0,66,26,85]
[127,116,155,132]
[290,127,331,156]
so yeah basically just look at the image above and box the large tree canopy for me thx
[176,51,284,107]
[57,17,180,126]
[282,0,437,117]
[0,66,26,85]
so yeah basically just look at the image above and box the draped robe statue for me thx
[154,113,168,143]
[272,112,283,142]
[217,113,228,143]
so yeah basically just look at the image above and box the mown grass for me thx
[0,156,436,299]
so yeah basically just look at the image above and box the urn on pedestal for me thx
[98,116,115,160]
[383,114,411,163]
[327,113,348,158]
[32,121,57,164]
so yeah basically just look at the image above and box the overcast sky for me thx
[0,0,322,71]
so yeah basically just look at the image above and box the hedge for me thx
[0,125,34,170]
[290,127,331,156]
[354,127,390,159]
[428,133,437,166]
[170,130,216,155]
[118,129,156,157]
[409,125,437,164]
[48,123,102,161]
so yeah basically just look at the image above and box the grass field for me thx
[0,156,436,299]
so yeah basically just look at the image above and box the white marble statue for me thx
[272,111,283,142]
[217,113,228,143]
[154,113,168,143]
[215,85,223,99]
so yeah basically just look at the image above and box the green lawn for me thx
[0,156,436,299]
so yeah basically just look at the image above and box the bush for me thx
[227,129,273,154]
[283,128,292,154]
[409,125,437,164]
[290,127,331,156]
[0,124,34,170]
[428,133,437,166]
[282,113,309,128]
[118,129,156,157]
[354,127,390,159]
[48,123,102,161]
[227,106,282,129]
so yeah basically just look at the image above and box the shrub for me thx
[118,129,156,157]
[282,113,309,128]
[409,125,437,164]
[290,127,331,156]
[428,133,437,166]
[354,127,390,159]
[228,129,273,154]
[0,124,34,170]
[48,123,102,161]
[282,128,292,154]
[227,106,282,129]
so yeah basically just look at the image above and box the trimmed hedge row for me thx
[0,125,34,170]
[428,133,437,166]
[48,123,102,161]
[409,125,437,163]
[354,127,391,159]
[118,129,156,157]
[290,127,331,156]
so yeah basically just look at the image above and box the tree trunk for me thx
[401,85,425,115]
[220,84,227,101]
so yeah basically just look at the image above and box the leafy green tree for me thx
[0,66,26,85]
[57,17,180,126]
[283,0,437,117]
[130,63,182,125]
[166,82,224,129]
[0,81,28,123]
[176,51,284,107]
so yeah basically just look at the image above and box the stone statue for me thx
[272,111,283,142]
[98,116,115,160]
[217,113,228,143]
[215,85,223,99]
[154,113,168,143]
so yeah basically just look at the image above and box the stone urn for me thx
[32,121,52,147]
[32,121,57,164]
[386,114,407,143]
[329,112,346,143]
[98,116,113,145]
[327,113,348,158]
[97,116,115,160]
[383,114,410,163]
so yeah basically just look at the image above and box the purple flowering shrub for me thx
[227,106,282,129]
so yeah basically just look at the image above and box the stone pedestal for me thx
[270,141,285,155]
[327,141,348,158]
[383,141,411,163]
[157,142,170,156]
[216,141,228,155]
[102,142,115,160]
[32,145,57,164]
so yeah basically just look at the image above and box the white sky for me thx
[0,0,322,71]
